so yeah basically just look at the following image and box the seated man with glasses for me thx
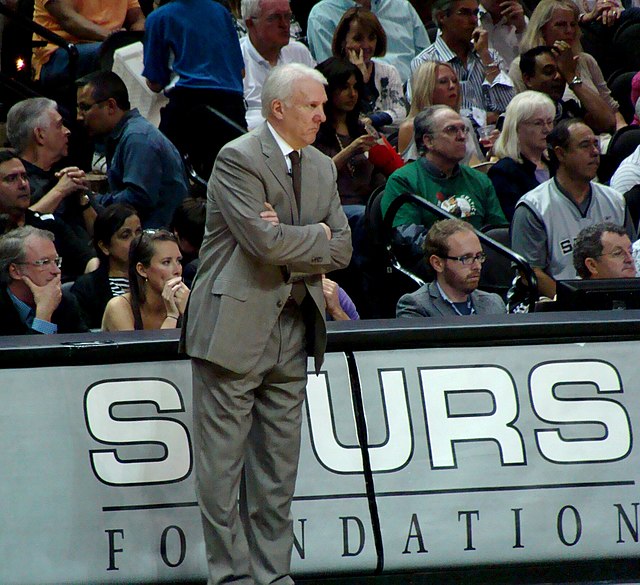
[573,222,637,280]
[397,218,506,317]
[0,225,88,335]
[409,0,514,126]
[381,105,506,273]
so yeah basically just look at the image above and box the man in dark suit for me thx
[0,225,88,335]
[182,63,352,585]
[397,218,506,317]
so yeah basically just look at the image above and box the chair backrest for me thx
[360,185,424,318]
[600,126,640,184]
[612,20,640,73]
[608,69,638,124]
[479,225,514,299]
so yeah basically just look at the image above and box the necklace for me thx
[335,132,356,176]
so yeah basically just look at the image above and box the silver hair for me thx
[6,97,58,154]
[493,90,555,162]
[261,63,327,120]
[414,104,455,154]
[0,226,55,286]
[241,0,263,21]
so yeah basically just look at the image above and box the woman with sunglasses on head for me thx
[71,203,142,330]
[398,61,484,164]
[331,7,406,130]
[101,229,190,331]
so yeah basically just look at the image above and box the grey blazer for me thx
[396,281,506,318]
[182,123,352,374]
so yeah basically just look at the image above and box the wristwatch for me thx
[568,75,583,89]
[79,194,92,210]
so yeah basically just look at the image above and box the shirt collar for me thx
[553,176,593,206]
[267,121,300,162]
[436,281,474,313]
[108,109,141,143]
[419,156,461,178]
[7,287,34,324]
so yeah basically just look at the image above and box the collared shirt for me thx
[307,0,430,83]
[100,108,189,229]
[436,281,475,315]
[241,37,316,130]
[410,35,514,126]
[7,288,58,334]
[478,5,526,67]
[266,121,299,172]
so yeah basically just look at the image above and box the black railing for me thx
[382,192,539,312]
[0,2,78,80]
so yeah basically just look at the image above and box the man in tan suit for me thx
[183,63,352,585]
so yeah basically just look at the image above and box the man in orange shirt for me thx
[33,0,145,83]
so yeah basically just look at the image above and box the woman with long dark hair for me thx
[71,203,141,329]
[101,229,189,331]
[314,57,385,220]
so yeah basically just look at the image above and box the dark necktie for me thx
[289,151,301,213]
[287,151,306,305]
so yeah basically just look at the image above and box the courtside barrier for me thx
[1,312,640,583]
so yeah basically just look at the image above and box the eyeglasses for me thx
[77,98,109,113]
[451,7,480,17]
[599,247,633,260]
[258,11,292,23]
[523,118,554,129]
[442,252,487,265]
[439,124,470,137]
[16,256,62,269]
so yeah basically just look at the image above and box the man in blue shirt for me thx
[77,71,189,229]
[142,0,246,179]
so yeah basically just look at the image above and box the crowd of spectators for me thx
[2,0,640,335]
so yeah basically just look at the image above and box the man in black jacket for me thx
[0,225,87,335]
[0,149,96,281]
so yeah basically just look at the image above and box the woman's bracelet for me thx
[165,315,179,320]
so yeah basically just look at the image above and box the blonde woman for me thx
[398,61,483,163]
[488,90,556,219]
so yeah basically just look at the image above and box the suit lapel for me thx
[258,124,299,224]
[429,282,450,316]
[298,149,317,223]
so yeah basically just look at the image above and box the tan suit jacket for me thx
[183,123,352,374]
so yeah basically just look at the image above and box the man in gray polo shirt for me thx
[511,119,635,299]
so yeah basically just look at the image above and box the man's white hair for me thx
[6,97,58,154]
[261,63,327,120]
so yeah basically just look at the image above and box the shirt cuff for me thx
[31,318,58,335]
[369,112,393,128]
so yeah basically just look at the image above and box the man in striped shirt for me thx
[409,0,514,127]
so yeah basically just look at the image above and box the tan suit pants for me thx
[192,303,308,585]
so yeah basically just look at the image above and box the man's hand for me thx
[54,166,88,198]
[552,40,578,82]
[23,274,62,323]
[320,223,332,240]
[472,28,491,62]
[500,0,526,32]
[260,202,280,226]
[322,275,350,320]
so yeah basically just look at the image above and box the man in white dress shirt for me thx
[241,0,316,129]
